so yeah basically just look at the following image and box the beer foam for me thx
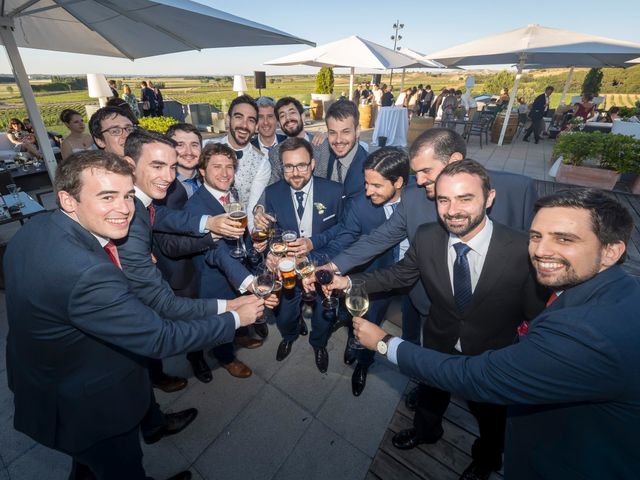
[279,259,295,271]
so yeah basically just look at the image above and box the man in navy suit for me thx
[263,137,342,372]
[4,150,262,479]
[354,188,640,480]
[251,96,288,156]
[523,86,554,144]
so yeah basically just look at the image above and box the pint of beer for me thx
[229,210,248,230]
[279,258,297,289]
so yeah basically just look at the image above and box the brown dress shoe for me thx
[234,335,263,349]
[153,375,188,393]
[221,360,252,378]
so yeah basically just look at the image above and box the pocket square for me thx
[322,214,336,222]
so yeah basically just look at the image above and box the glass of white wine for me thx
[345,279,368,350]
[252,265,275,325]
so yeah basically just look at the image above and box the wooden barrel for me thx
[358,104,373,128]
[491,112,519,144]
[310,99,323,120]
[407,116,434,145]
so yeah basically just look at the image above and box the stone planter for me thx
[555,163,621,190]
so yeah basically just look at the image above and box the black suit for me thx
[523,92,549,142]
[353,221,546,470]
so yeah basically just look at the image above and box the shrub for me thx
[314,67,334,94]
[553,131,640,173]
[137,116,177,133]
[582,68,604,96]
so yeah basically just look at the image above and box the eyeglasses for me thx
[101,125,136,137]
[283,162,311,173]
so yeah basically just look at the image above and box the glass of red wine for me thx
[314,253,338,309]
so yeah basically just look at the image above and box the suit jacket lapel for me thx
[326,152,336,181]
[432,226,455,308]
[468,225,510,311]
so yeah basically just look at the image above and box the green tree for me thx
[314,67,334,94]
[484,71,515,95]
[582,68,604,96]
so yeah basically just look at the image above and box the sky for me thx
[1,0,639,77]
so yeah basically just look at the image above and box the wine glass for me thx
[295,253,317,302]
[345,279,369,350]
[269,231,288,257]
[252,265,275,325]
[226,201,247,259]
[314,253,337,309]
[6,183,24,208]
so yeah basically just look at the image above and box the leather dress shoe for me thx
[459,461,494,480]
[344,342,357,365]
[235,335,263,349]
[254,322,269,339]
[153,374,187,393]
[392,427,443,450]
[165,471,192,480]
[522,137,529,142]
[276,339,294,361]
[404,385,418,411]
[351,364,368,396]
[189,355,212,383]
[299,317,308,336]
[221,360,252,378]
[143,408,198,444]
[313,346,328,373]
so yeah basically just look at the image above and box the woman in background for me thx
[122,84,140,117]
[59,109,94,160]
[7,118,41,159]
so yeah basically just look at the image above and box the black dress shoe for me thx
[152,374,187,393]
[459,461,494,480]
[344,342,357,365]
[404,385,418,411]
[313,346,328,373]
[254,322,269,339]
[189,355,212,383]
[299,317,308,336]
[391,427,443,450]
[276,339,294,361]
[351,364,368,396]
[165,471,192,480]
[522,136,529,142]
[143,408,198,445]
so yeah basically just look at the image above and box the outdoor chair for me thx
[466,114,494,148]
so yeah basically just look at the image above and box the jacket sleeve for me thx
[153,204,203,235]
[153,230,217,259]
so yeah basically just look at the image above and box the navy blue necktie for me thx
[390,203,400,262]
[295,191,305,219]
[183,177,199,194]
[453,242,472,312]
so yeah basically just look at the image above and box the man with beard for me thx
[353,187,640,480]
[251,96,287,156]
[326,160,546,480]
[208,95,271,228]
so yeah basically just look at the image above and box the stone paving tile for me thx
[194,383,311,480]
[234,319,289,384]
[274,419,371,480]
[6,444,68,480]
[141,435,192,480]
[317,360,408,458]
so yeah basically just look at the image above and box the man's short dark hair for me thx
[545,86,555,92]
[279,137,313,162]
[437,158,491,200]
[275,97,304,117]
[89,106,138,144]
[363,147,409,185]
[228,95,258,118]
[198,142,238,171]
[409,127,467,164]
[166,123,202,144]
[534,188,633,264]
[326,99,359,128]
[55,150,134,206]
[124,129,176,164]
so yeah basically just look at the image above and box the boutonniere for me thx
[314,202,326,215]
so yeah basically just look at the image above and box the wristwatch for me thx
[377,334,393,355]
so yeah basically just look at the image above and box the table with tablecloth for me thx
[371,107,409,147]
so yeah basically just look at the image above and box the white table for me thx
[371,107,409,147]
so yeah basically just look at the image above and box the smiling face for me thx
[411,146,450,199]
[327,115,359,158]
[435,172,494,242]
[59,168,135,240]
[364,169,403,206]
[94,113,134,157]
[130,142,177,200]
[282,147,315,191]
[171,129,201,172]
[200,153,235,192]
[227,103,257,149]
[258,105,277,140]
[529,207,613,290]
[277,103,304,137]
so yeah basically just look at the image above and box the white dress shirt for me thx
[383,199,409,260]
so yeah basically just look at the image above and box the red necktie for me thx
[219,193,230,205]
[518,293,559,338]
[104,241,122,269]
[546,292,559,307]
[147,203,156,226]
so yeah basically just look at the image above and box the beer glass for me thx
[269,231,288,257]
[227,201,247,259]
[278,257,297,290]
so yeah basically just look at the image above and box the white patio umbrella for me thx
[265,35,427,101]
[426,24,640,145]
[0,0,314,182]
[396,47,449,89]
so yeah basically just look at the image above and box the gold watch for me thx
[377,334,393,355]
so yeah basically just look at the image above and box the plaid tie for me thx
[104,241,122,269]
[453,243,472,312]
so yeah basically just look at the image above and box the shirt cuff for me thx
[200,215,209,234]
[231,310,241,329]
[238,275,254,294]
[217,299,227,313]
[387,337,404,365]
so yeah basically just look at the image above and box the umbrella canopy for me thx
[265,35,426,99]
[396,47,450,89]
[426,24,640,145]
[0,0,314,182]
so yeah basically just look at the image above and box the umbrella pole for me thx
[400,68,406,90]
[0,26,57,183]
[559,67,574,106]
[498,54,526,146]
[349,67,355,101]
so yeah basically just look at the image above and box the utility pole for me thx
[389,20,403,87]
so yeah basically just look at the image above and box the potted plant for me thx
[310,67,335,120]
[553,132,630,190]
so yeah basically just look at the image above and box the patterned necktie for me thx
[453,242,472,312]
[219,193,230,206]
[390,203,400,262]
[295,191,305,219]
[184,177,199,194]
[104,241,122,269]
[336,160,344,183]
[147,203,156,226]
